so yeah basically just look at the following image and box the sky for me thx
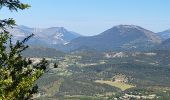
[1,0,170,36]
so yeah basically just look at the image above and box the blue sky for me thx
[1,0,170,36]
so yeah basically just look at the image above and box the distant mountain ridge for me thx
[157,38,170,50]
[65,25,162,51]
[157,29,170,40]
[9,25,170,52]
[8,25,81,46]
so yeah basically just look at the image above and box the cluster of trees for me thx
[0,0,48,99]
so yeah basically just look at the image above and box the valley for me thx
[8,24,170,100]
[31,50,170,100]
[2,0,170,99]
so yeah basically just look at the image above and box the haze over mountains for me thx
[8,25,170,52]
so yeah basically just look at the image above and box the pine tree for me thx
[0,0,48,99]
[54,63,58,68]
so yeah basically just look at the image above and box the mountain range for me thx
[65,25,162,51]
[8,25,81,47]
[8,25,170,52]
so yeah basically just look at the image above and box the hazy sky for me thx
[1,0,170,36]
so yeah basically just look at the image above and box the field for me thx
[95,80,135,91]
[64,95,106,100]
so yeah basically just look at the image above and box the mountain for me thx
[156,30,170,50]
[157,38,170,50]
[158,29,170,40]
[65,25,162,51]
[22,46,65,58]
[8,25,81,47]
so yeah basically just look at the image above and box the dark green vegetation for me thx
[22,46,65,58]
[0,0,48,99]
[32,49,170,100]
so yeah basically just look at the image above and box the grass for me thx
[95,80,135,91]
[64,95,106,100]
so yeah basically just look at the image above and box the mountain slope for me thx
[22,46,65,57]
[8,25,81,46]
[157,38,170,50]
[66,25,162,51]
[158,29,170,40]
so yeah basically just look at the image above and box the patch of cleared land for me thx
[95,80,135,91]
[64,95,106,100]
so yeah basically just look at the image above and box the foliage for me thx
[22,46,65,58]
[0,0,48,99]
[0,0,30,11]
[54,63,58,68]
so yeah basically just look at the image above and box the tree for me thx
[54,63,58,68]
[0,0,48,99]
